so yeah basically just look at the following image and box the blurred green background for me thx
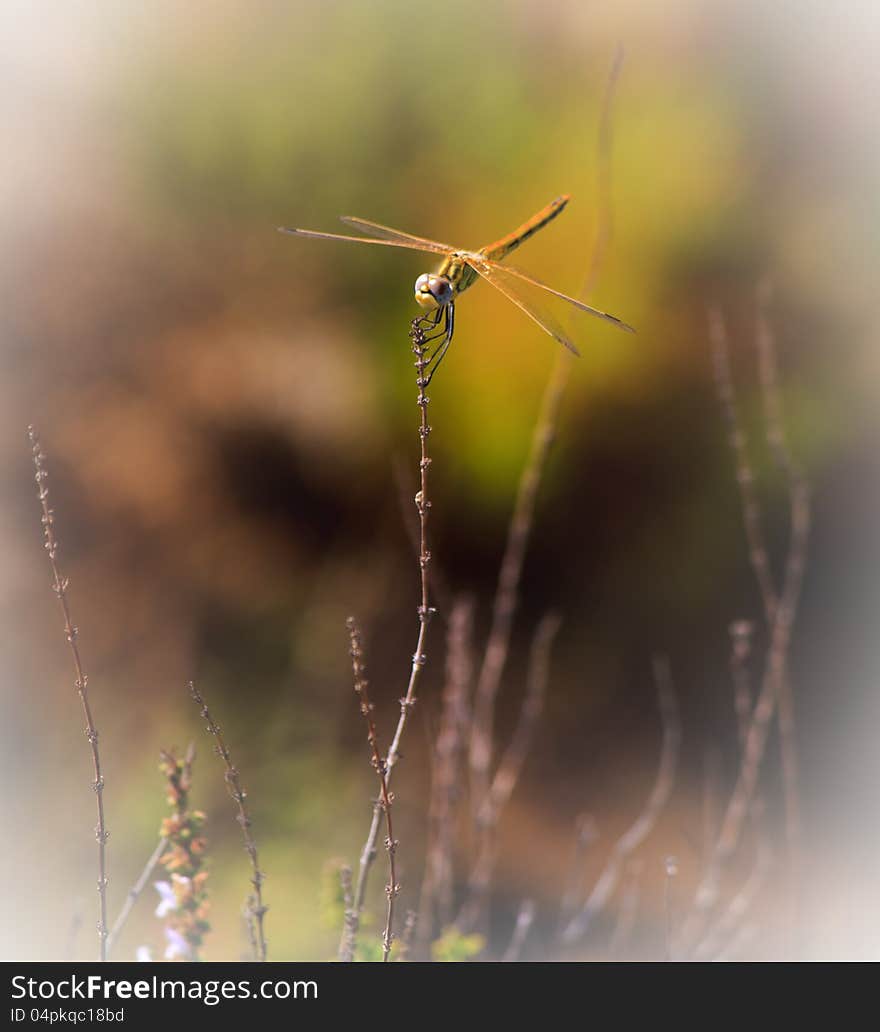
[1,0,878,960]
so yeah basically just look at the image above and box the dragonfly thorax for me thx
[414,272,454,310]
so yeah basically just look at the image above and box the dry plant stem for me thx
[578,43,625,300]
[28,427,109,961]
[337,865,357,962]
[693,839,772,960]
[468,358,570,817]
[502,899,536,962]
[458,613,561,931]
[479,613,562,826]
[608,858,643,958]
[399,316,435,772]
[344,318,436,958]
[346,618,400,962]
[709,309,778,621]
[664,856,679,962]
[710,301,810,870]
[418,596,474,944]
[392,455,452,618]
[689,556,807,913]
[476,610,561,837]
[756,281,809,863]
[701,746,721,869]
[188,682,268,961]
[468,48,625,830]
[351,804,384,954]
[729,620,756,750]
[707,304,809,896]
[679,617,762,950]
[562,657,681,944]
[557,814,599,935]
[105,837,169,957]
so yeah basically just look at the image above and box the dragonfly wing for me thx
[278,226,446,256]
[339,216,455,254]
[465,256,582,356]
[476,256,635,333]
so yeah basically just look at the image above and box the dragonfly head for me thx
[414,273,454,310]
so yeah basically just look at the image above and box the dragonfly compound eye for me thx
[414,273,453,309]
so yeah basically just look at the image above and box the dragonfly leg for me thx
[412,305,447,348]
[420,324,449,347]
[422,303,455,386]
[411,304,454,385]
[415,306,444,337]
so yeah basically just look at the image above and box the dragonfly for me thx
[279,194,634,384]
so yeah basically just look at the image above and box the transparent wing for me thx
[338,216,455,255]
[278,225,447,256]
[475,255,636,334]
[465,256,582,356]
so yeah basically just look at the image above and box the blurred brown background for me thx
[1,0,878,960]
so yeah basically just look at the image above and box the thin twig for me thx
[344,316,438,958]
[345,618,399,962]
[664,855,679,962]
[711,297,809,872]
[338,865,356,962]
[688,544,806,915]
[701,303,810,914]
[756,279,809,867]
[562,657,681,944]
[729,620,756,750]
[502,899,536,962]
[709,309,778,619]
[105,837,169,957]
[392,454,452,618]
[390,317,436,766]
[482,612,562,823]
[579,43,626,301]
[680,615,761,950]
[608,858,643,958]
[701,745,721,871]
[557,813,600,936]
[458,613,562,931]
[467,54,625,939]
[467,355,567,811]
[468,47,626,831]
[693,838,772,960]
[418,596,474,945]
[188,682,268,961]
[29,427,109,960]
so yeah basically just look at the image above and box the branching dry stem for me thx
[29,427,109,961]
[188,682,268,961]
[345,618,400,962]
[342,316,437,960]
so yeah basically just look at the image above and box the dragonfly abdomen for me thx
[479,194,571,263]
